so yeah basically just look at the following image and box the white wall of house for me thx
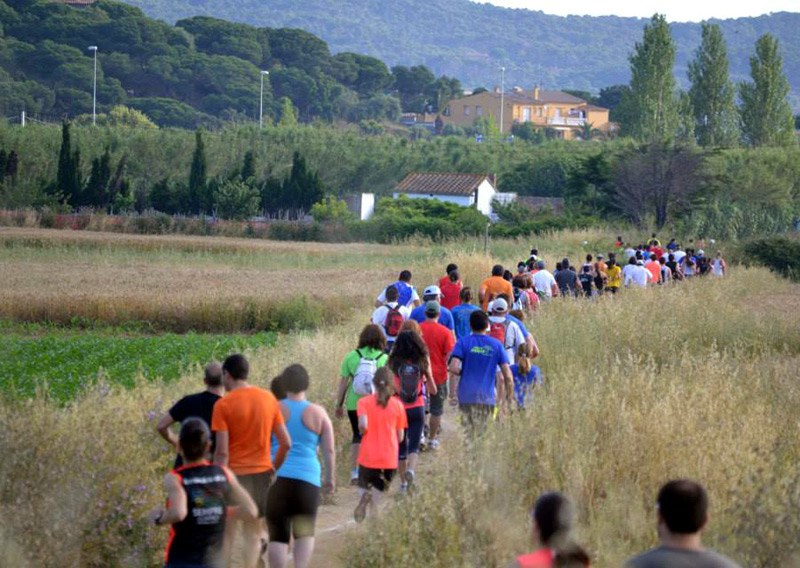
[392,193,474,208]
[360,193,375,220]
[475,180,497,217]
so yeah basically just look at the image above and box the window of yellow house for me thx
[464,105,470,116]
[536,107,542,117]
[476,105,483,116]
[523,107,531,122]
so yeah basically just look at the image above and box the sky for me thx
[479,0,800,22]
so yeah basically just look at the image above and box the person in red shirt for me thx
[354,367,407,522]
[418,301,455,451]
[439,269,463,311]
[438,263,458,289]
[510,492,591,568]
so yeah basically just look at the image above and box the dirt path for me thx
[306,412,461,567]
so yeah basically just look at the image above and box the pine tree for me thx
[57,122,81,204]
[0,149,7,183]
[5,151,18,182]
[241,150,256,183]
[620,14,680,142]
[688,23,738,147]
[188,129,207,214]
[278,97,298,127]
[739,34,795,147]
[85,148,112,208]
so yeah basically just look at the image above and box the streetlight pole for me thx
[259,70,269,128]
[499,66,506,135]
[88,46,98,126]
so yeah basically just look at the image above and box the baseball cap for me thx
[636,260,644,266]
[492,298,508,313]
[424,300,441,316]
[597,254,604,259]
[423,285,441,297]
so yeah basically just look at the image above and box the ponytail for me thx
[373,367,395,408]
[533,493,591,568]
[517,343,531,376]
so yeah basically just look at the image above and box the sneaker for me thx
[398,482,408,495]
[354,491,372,523]
[350,468,359,485]
[404,470,415,494]
[429,439,440,451]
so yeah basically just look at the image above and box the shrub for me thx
[743,236,800,280]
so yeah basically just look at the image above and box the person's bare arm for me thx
[529,336,540,359]
[335,375,350,419]
[551,282,559,297]
[213,431,229,466]
[448,357,462,406]
[225,467,258,523]
[478,285,486,305]
[358,414,368,434]
[318,409,336,494]
[149,472,187,526]
[273,423,291,472]
[397,429,405,443]
[424,356,437,396]
[501,364,514,405]
[156,412,179,450]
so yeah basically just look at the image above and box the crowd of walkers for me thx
[149,235,738,568]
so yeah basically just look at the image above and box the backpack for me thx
[383,304,405,338]
[397,363,422,404]
[489,319,510,348]
[352,350,379,396]
[393,281,413,307]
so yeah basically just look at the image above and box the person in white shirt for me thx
[624,246,637,260]
[624,258,652,288]
[487,299,526,364]
[532,260,558,298]
[673,247,687,265]
[371,285,411,350]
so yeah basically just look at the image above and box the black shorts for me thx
[265,477,321,543]
[238,470,273,518]
[357,466,396,492]
[429,382,448,417]
[398,406,425,460]
[347,409,362,444]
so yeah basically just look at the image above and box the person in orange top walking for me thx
[354,367,407,522]
[212,354,291,568]
[645,254,662,285]
[479,264,514,312]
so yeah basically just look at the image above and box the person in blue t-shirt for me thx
[448,310,513,436]
[451,287,480,340]
[510,344,542,409]
[409,285,455,331]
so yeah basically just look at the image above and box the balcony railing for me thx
[547,117,585,126]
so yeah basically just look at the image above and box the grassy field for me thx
[0,322,275,401]
[2,228,798,567]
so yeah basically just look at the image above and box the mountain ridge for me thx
[122,0,800,106]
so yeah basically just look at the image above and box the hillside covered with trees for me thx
[122,0,800,108]
[0,0,462,126]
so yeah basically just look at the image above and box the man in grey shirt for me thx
[626,479,741,568]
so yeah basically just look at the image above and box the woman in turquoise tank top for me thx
[265,364,335,568]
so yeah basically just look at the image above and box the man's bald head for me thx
[204,361,223,387]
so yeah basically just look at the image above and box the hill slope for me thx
[124,0,800,105]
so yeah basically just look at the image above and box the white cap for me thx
[492,298,508,313]
[698,249,705,255]
[423,285,441,297]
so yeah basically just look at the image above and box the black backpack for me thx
[397,363,422,404]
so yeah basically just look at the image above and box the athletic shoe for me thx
[398,482,408,495]
[354,492,371,523]
[350,468,359,485]
[429,439,440,451]
[404,470,415,494]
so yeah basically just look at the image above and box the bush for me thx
[743,236,800,280]
[214,180,260,220]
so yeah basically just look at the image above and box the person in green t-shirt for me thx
[336,324,388,485]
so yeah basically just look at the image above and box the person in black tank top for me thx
[150,418,258,568]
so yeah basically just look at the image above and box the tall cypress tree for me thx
[621,14,680,142]
[241,150,256,183]
[57,122,81,203]
[688,23,738,147]
[85,148,112,208]
[0,149,7,184]
[188,129,207,214]
[739,34,795,147]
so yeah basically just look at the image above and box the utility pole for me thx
[499,66,506,134]
[88,46,98,125]
[259,70,270,128]
[21,110,26,127]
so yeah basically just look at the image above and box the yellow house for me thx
[440,86,612,140]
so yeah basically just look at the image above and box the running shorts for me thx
[238,470,273,518]
[398,406,425,460]
[266,477,321,543]
[429,382,448,417]
[459,403,495,434]
[347,409,362,444]
[357,467,396,492]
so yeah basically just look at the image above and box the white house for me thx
[342,193,375,220]
[393,172,498,217]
